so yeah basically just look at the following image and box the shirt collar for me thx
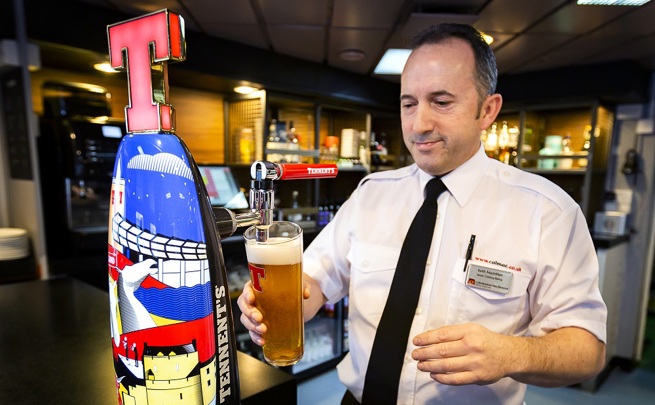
[416,143,489,206]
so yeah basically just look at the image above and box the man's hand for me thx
[237,278,315,346]
[236,281,267,346]
[412,323,513,386]
[412,323,606,388]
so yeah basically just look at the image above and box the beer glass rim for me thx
[244,221,303,245]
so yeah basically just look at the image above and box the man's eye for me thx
[434,100,451,107]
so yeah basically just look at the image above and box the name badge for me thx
[465,262,513,295]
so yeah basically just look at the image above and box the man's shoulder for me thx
[489,160,576,208]
[358,165,417,187]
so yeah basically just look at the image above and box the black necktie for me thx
[361,177,448,404]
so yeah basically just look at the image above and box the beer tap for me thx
[212,161,338,241]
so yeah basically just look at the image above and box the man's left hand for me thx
[412,323,515,386]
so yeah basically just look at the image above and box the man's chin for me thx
[414,159,449,177]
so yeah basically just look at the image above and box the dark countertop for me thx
[0,277,296,404]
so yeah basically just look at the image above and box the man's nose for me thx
[412,103,434,134]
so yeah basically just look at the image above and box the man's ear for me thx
[479,93,503,130]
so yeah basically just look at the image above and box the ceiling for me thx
[72,0,655,80]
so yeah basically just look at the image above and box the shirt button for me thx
[415,307,422,315]
[405,354,413,363]
[503,171,510,177]
[361,260,369,267]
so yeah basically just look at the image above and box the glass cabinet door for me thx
[483,101,614,223]
[319,105,369,170]
[519,106,598,172]
[225,92,266,164]
[266,96,319,164]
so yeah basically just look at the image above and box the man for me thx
[238,24,607,404]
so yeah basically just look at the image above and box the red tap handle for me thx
[277,163,338,180]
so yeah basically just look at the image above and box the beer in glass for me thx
[244,221,303,366]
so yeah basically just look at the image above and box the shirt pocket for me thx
[446,258,532,333]
[348,241,401,322]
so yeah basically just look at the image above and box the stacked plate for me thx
[0,228,30,261]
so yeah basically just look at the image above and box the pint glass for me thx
[244,221,304,366]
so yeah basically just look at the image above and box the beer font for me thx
[106,8,338,403]
[106,10,240,404]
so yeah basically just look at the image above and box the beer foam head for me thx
[245,236,302,265]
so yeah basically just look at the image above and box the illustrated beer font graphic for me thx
[106,10,240,404]
[106,8,338,404]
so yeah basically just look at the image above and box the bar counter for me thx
[0,277,296,404]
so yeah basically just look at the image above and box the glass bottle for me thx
[497,121,510,164]
[560,133,573,170]
[358,131,369,167]
[508,126,519,166]
[579,124,592,168]
[583,125,592,152]
[287,121,300,163]
[266,119,283,162]
[369,132,382,167]
[562,134,572,152]
[484,122,499,159]
[268,119,279,142]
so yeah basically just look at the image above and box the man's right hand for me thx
[237,275,323,346]
[237,281,267,346]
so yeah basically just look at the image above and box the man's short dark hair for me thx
[410,23,498,101]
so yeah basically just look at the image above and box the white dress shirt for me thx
[303,144,607,405]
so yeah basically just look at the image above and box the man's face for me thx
[400,38,501,176]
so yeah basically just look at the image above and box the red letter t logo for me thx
[108,9,185,133]
[248,263,266,293]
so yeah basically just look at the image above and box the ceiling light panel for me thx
[373,49,411,75]
[577,0,650,5]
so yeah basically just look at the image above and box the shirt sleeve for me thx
[528,203,608,343]
[303,191,359,305]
